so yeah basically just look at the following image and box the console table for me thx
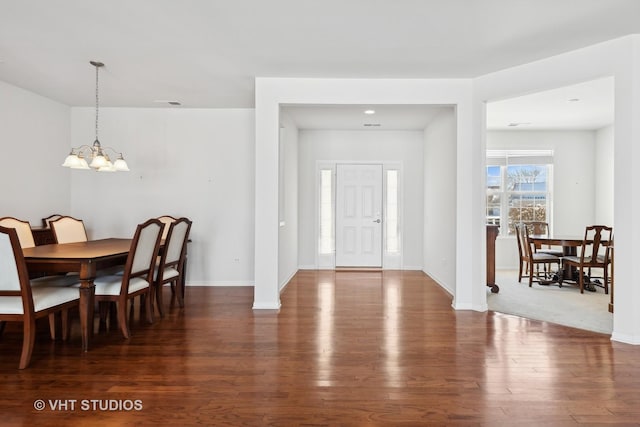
[486,224,499,293]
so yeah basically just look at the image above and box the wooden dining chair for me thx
[562,225,613,294]
[41,214,63,228]
[0,225,80,369]
[514,222,529,282]
[524,221,563,257]
[75,218,163,339]
[157,215,178,240]
[50,216,88,244]
[0,217,35,249]
[515,222,561,287]
[154,217,192,317]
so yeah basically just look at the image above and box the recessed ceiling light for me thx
[364,109,376,115]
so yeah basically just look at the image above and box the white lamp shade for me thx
[90,154,108,169]
[62,154,79,168]
[113,158,130,171]
[98,160,116,172]
[74,157,90,170]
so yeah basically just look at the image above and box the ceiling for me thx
[0,0,638,113]
[486,76,615,131]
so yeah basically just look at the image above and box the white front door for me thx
[335,164,383,267]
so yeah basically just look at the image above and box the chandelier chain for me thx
[95,63,99,141]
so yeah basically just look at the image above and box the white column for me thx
[611,35,640,343]
[253,81,281,309]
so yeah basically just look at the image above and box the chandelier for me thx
[62,61,129,172]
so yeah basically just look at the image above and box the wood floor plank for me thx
[1,270,640,425]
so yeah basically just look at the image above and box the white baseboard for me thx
[185,281,254,287]
[279,270,297,291]
[252,301,281,310]
[610,332,640,345]
[423,269,454,296]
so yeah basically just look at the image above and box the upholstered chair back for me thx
[0,217,35,249]
[50,216,88,244]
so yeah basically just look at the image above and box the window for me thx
[486,150,553,236]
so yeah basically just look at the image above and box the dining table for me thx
[22,238,132,352]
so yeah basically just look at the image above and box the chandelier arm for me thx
[70,144,96,154]
[101,146,124,156]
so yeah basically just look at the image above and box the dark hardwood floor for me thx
[1,270,640,425]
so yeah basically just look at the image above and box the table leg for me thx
[560,246,578,281]
[78,263,96,352]
[78,281,95,352]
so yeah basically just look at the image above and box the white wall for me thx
[0,81,70,223]
[278,113,299,289]
[595,124,614,225]
[69,107,255,286]
[423,108,457,293]
[487,130,598,269]
[297,129,425,269]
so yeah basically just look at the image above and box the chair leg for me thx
[144,292,153,324]
[61,309,70,341]
[178,278,185,308]
[19,318,36,370]
[118,301,131,339]
[109,302,118,330]
[48,313,57,340]
[579,269,585,294]
[156,283,166,318]
[529,264,534,287]
[518,260,523,283]
[98,301,110,332]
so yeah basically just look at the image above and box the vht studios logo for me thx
[34,399,143,411]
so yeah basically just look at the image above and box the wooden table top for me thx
[529,235,585,246]
[22,238,132,260]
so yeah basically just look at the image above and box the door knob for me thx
[373,219,381,223]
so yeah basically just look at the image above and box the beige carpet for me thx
[487,269,613,335]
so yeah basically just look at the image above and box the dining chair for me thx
[154,217,192,317]
[524,221,563,257]
[50,216,88,244]
[75,218,163,339]
[562,225,613,294]
[157,215,178,240]
[41,214,63,228]
[0,217,35,249]
[515,222,562,287]
[0,225,80,369]
[514,222,529,282]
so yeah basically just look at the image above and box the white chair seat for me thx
[73,275,150,296]
[0,286,79,314]
[30,275,78,287]
[154,266,179,281]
